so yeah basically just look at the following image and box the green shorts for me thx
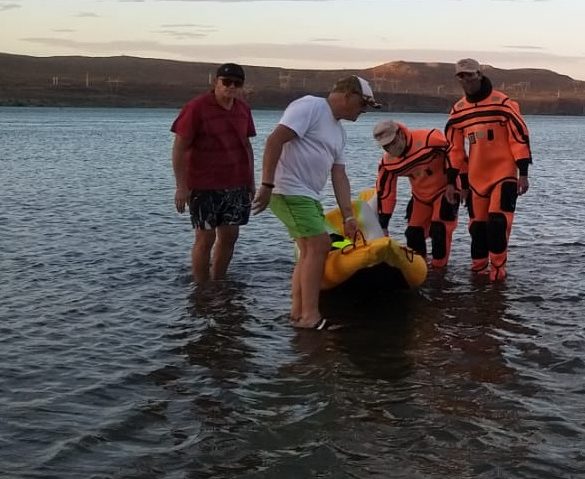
[269,194,326,239]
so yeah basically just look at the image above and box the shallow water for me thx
[1,107,584,478]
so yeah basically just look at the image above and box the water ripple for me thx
[1,108,585,478]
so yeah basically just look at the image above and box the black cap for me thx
[216,63,245,81]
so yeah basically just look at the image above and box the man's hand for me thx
[518,176,529,196]
[460,188,469,205]
[252,185,272,215]
[445,184,459,205]
[446,184,468,206]
[343,218,358,240]
[175,187,190,213]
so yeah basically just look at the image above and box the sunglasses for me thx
[220,77,244,88]
[455,72,478,79]
[351,92,369,107]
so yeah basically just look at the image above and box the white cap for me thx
[372,120,400,147]
[455,58,481,75]
[332,75,381,108]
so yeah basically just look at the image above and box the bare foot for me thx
[293,318,344,331]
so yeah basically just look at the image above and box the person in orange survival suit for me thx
[444,58,531,281]
[373,120,459,268]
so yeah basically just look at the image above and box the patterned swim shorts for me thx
[189,187,251,230]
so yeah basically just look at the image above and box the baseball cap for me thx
[372,120,400,147]
[216,63,245,81]
[332,75,381,109]
[455,58,481,75]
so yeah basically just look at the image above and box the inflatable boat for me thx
[321,197,427,293]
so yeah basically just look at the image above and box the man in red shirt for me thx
[171,63,256,283]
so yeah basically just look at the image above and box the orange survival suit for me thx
[376,124,459,268]
[445,77,532,279]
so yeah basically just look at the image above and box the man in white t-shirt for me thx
[252,76,381,330]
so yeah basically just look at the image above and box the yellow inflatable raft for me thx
[321,197,427,292]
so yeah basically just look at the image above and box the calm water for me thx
[1,106,584,478]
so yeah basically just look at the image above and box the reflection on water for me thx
[1,108,585,478]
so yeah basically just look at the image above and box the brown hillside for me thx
[1,53,584,114]
[363,61,585,100]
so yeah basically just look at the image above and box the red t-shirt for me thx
[171,91,256,190]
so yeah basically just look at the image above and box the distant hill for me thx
[1,52,584,115]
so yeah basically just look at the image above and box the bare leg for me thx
[192,229,216,283]
[295,233,330,328]
[290,253,302,322]
[211,225,239,280]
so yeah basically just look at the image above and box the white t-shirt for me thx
[273,96,346,200]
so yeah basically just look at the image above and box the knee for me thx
[216,226,240,246]
[300,234,331,257]
[195,229,216,249]
[315,234,333,255]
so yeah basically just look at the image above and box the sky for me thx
[1,0,585,80]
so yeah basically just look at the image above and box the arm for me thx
[517,169,529,196]
[331,164,358,239]
[376,162,398,233]
[444,113,466,174]
[443,147,466,205]
[246,138,255,196]
[251,124,297,215]
[171,134,191,213]
[246,108,257,195]
[444,123,466,205]
[506,100,531,196]
[426,130,463,205]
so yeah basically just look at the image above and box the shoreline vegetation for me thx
[1,52,585,115]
